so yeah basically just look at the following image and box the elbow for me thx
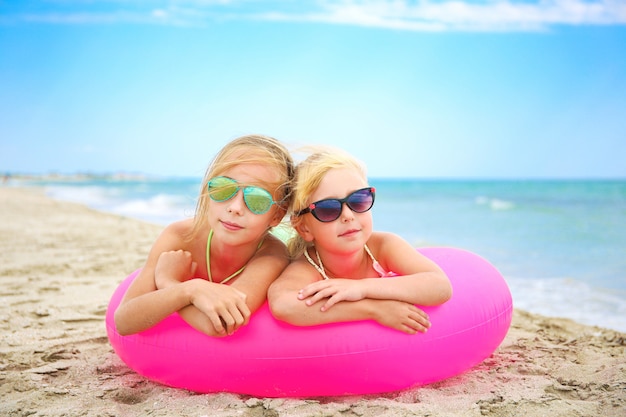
[268,296,293,323]
[422,274,453,306]
[113,308,133,336]
[440,283,453,304]
[437,275,453,305]
[267,290,301,325]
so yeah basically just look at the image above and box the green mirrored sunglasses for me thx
[207,176,277,215]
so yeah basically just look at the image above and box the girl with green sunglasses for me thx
[115,135,294,337]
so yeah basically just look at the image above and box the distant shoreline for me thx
[3,172,151,182]
[4,171,625,184]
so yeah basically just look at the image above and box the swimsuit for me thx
[205,229,264,284]
[304,244,393,280]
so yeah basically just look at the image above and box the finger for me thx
[400,325,418,335]
[320,294,342,312]
[232,288,248,300]
[226,296,250,327]
[305,291,326,306]
[207,312,226,335]
[190,261,198,277]
[220,313,237,335]
[407,315,431,333]
[410,311,431,327]
[228,304,246,327]
[219,316,231,334]
[238,302,251,326]
[407,306,429,321]
[298,281,328,299]
[306,287,338,306]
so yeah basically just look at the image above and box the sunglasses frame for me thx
[207,176,278,215]
[297,187,376,222]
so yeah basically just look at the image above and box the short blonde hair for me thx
[190,134,294,238]
[288,146,367,258]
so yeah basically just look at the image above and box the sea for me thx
[11,176,626,333]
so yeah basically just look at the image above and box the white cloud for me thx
[3,0,626,31]
[282,0,626,32]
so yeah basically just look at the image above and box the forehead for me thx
[311,168,367,201]
[222,162,281,187]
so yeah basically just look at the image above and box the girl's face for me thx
[298,167,373,255]
[207,161,285,246]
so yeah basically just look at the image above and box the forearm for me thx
[365,273,452,306]
[114,282,193,335]
[177,305,224,337]
[271,292,379,326]
[155,268,193,290]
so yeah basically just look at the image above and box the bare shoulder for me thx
[368,231,408,251]
[262,232,288,251]
[161,218,195,237]
[149,218,198,253]
[367,231,426,272]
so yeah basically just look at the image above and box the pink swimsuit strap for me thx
[364,244,395,277]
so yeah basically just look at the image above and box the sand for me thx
[0,186,624,417]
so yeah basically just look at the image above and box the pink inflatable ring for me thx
[106,247,512,397]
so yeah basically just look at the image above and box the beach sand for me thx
[1,186,624,417]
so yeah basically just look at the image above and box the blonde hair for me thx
[288,146,368,258]
[189,134,294,239]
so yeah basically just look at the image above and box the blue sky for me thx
[1,0,625,179]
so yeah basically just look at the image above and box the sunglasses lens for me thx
[347,188,375,213]
[312,200,343,222]
[243,187,274,214]
[208,177,238,201]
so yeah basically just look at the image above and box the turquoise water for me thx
[15,177,626,332]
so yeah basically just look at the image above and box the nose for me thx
[339,202,354,222]
[226,189,245,214]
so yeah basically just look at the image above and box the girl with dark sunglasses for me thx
[268,147,452,335]
[115,135,294,337]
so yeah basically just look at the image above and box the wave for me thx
[111,194,196,224]
[44,184,196,225]
[475,196,515,211]
[507,275,626,332]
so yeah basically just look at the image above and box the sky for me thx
[1,0,625,179]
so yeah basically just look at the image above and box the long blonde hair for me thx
[288,146,368,258]
[189,134,294,239]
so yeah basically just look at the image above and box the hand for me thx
[189,280,250,336]
[373,300,431,335]
[154,250,197,289]
[298,279,367,312]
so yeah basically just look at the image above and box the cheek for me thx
[310,222,339,244]
[207,201,224,216]
[252,209,281,229]
[357,212,374,232]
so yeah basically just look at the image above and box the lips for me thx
[221,220,243,231]
[339,229,360,237]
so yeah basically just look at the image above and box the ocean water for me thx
[14,177,626,332]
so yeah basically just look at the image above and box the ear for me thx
[268,206,286,228]
[292,217,315,242]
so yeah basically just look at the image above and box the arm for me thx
[113,221,249,337]
[299,232,452,312]
[372,231,452,304]
[113,226,201,335]
[267,259,431,334]
[176,235,290,335]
